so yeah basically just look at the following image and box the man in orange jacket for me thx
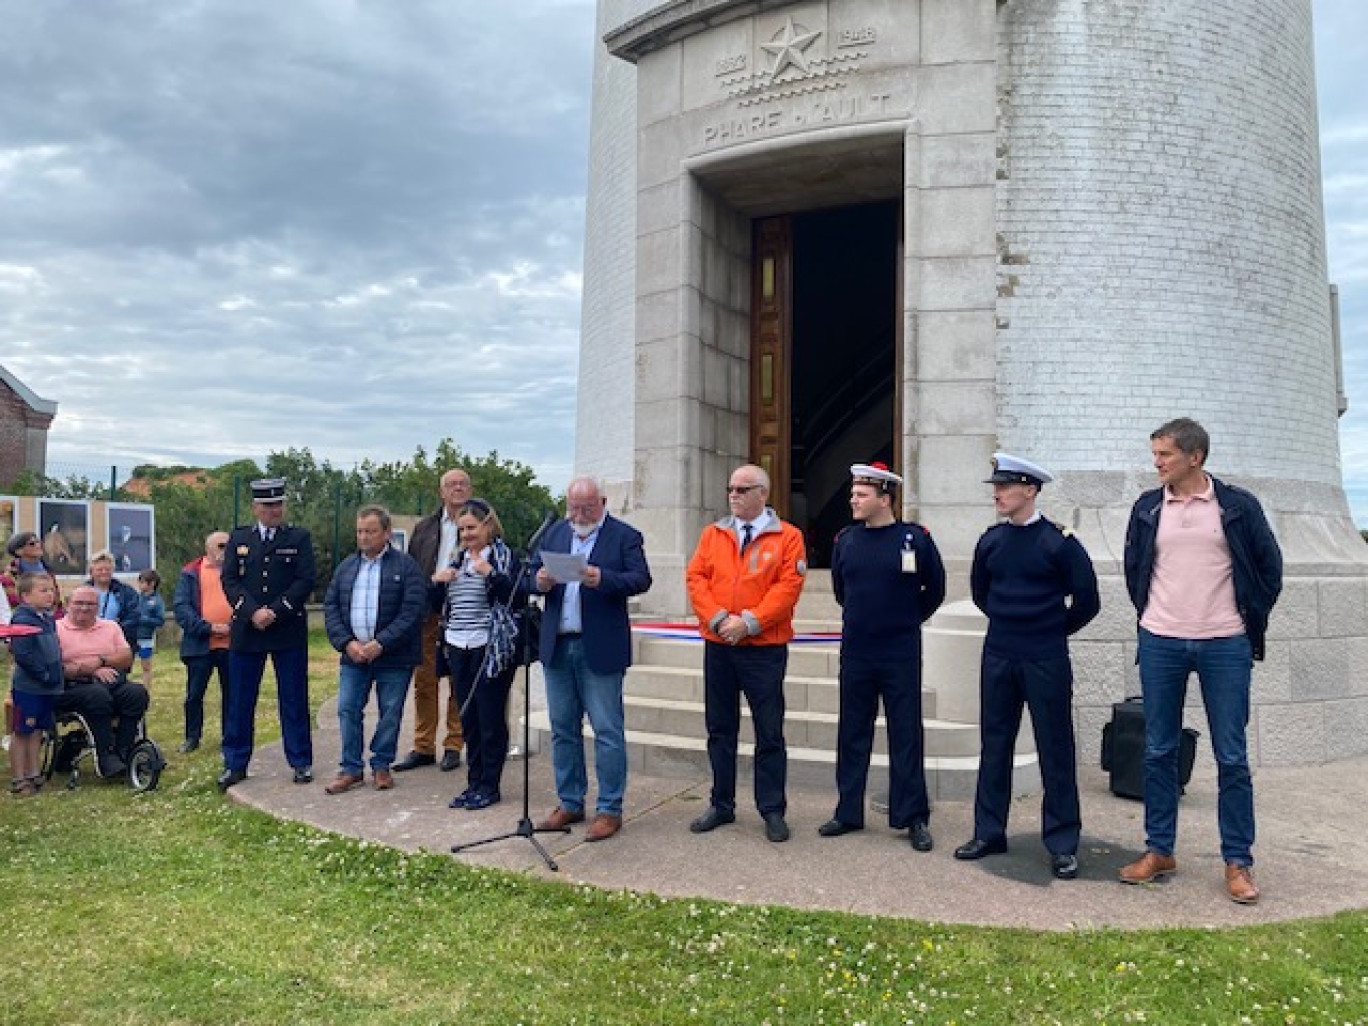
[686,463,807,842]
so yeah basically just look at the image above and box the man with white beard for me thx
[530,476,651,843]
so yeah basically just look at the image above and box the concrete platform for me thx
[222,692,1368,932]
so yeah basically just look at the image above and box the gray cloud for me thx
[2,0,1365,518]
[1,0,593,488]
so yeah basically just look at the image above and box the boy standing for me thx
[9,573,64,797]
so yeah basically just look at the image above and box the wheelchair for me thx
[40,710,166,792]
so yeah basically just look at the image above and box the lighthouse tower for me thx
[574,0,1368,767]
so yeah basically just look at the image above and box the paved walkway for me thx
[224,695,1368,932]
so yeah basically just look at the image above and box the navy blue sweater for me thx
[831,521,947,662]
[970,519,1100,660]
[10,604,64,696]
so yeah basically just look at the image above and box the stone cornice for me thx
[606,0,799,64]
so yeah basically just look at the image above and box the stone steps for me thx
[529,709,1039,800]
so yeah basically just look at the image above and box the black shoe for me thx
[217,768,247,791]
[177,739,200,754]
[1051,853,1079,880]
[689,806,736,833]
[817,818,862,837]
[910,821,934,853]
[763,813,791,843]
[392,751,436,772]
[954,837,1008,860]
[439,749,462,772]
[292,766,313,785]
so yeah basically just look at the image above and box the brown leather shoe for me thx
[373,769,395,791]
[1118,851,1177,884]
[537,807,586,831]
[585,813,622,842]
[324,772,365,795]
[1225,864,1260,904]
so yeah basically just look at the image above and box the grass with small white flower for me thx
[2,633,1366,1024]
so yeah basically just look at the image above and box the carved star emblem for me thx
[761,16,821,79]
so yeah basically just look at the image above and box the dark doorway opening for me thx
[788,200,899,567]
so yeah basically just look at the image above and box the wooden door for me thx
[750,216,792,518]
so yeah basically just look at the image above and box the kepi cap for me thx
[250,477,288,504]
[850,461,902,494]
[984,453,1053,487]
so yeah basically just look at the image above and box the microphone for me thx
[524,509,558,556]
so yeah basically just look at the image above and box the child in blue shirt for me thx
[136,570,166,688]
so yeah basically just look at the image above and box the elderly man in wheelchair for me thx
[53,584,155,783]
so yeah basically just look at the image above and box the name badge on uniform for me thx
[901,550,917,573]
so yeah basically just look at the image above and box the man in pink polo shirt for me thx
[56,584,149,777]
[1119,417,1283,904]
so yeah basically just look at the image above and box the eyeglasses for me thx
[727,485,762,495]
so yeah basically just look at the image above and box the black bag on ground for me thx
[1100,696,1199,800]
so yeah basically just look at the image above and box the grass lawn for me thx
[3,633,1366,1025]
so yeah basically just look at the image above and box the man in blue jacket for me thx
[531,476,651,842]
[321,505,428,794]
[173,531,233,754]
[1119,418,1283,904]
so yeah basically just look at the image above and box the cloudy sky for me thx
[2,1,1366,515]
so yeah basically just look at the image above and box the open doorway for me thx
[751,200,900,566]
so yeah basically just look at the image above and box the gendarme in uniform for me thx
[218,477,317,789]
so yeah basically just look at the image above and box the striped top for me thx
[444,548,492,649]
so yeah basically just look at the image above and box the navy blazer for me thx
[221,523,317,652]
[324,547,428,669]
[531,514,651,675]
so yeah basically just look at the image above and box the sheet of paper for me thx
[541,550,589,583]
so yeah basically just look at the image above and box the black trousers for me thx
[447,644,512,797]
[973,650,1081,855]
[182,649,231,744]
[835,656,929,829]
[703,641,787,817]
[56,678,150,759]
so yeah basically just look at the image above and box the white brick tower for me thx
[573,0,1368,767]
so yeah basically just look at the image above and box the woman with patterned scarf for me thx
[431,498,524,811]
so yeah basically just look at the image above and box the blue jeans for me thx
[1138,629,1255,866]
[543,636,627,817]
[336,663,412,776]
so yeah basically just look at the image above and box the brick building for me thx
[0,364,57,487]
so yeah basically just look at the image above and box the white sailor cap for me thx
[250,477,288,503]
[850,461,902,494]
[984,453,1053,487]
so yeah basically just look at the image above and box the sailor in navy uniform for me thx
[217,477,318,789]
[819,461,946,851]
[954,453,1101,879]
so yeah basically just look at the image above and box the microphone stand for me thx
[452,514,568,870]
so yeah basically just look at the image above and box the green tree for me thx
[8,443,558,602]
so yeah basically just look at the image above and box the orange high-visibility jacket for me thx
[686,514,807,646]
